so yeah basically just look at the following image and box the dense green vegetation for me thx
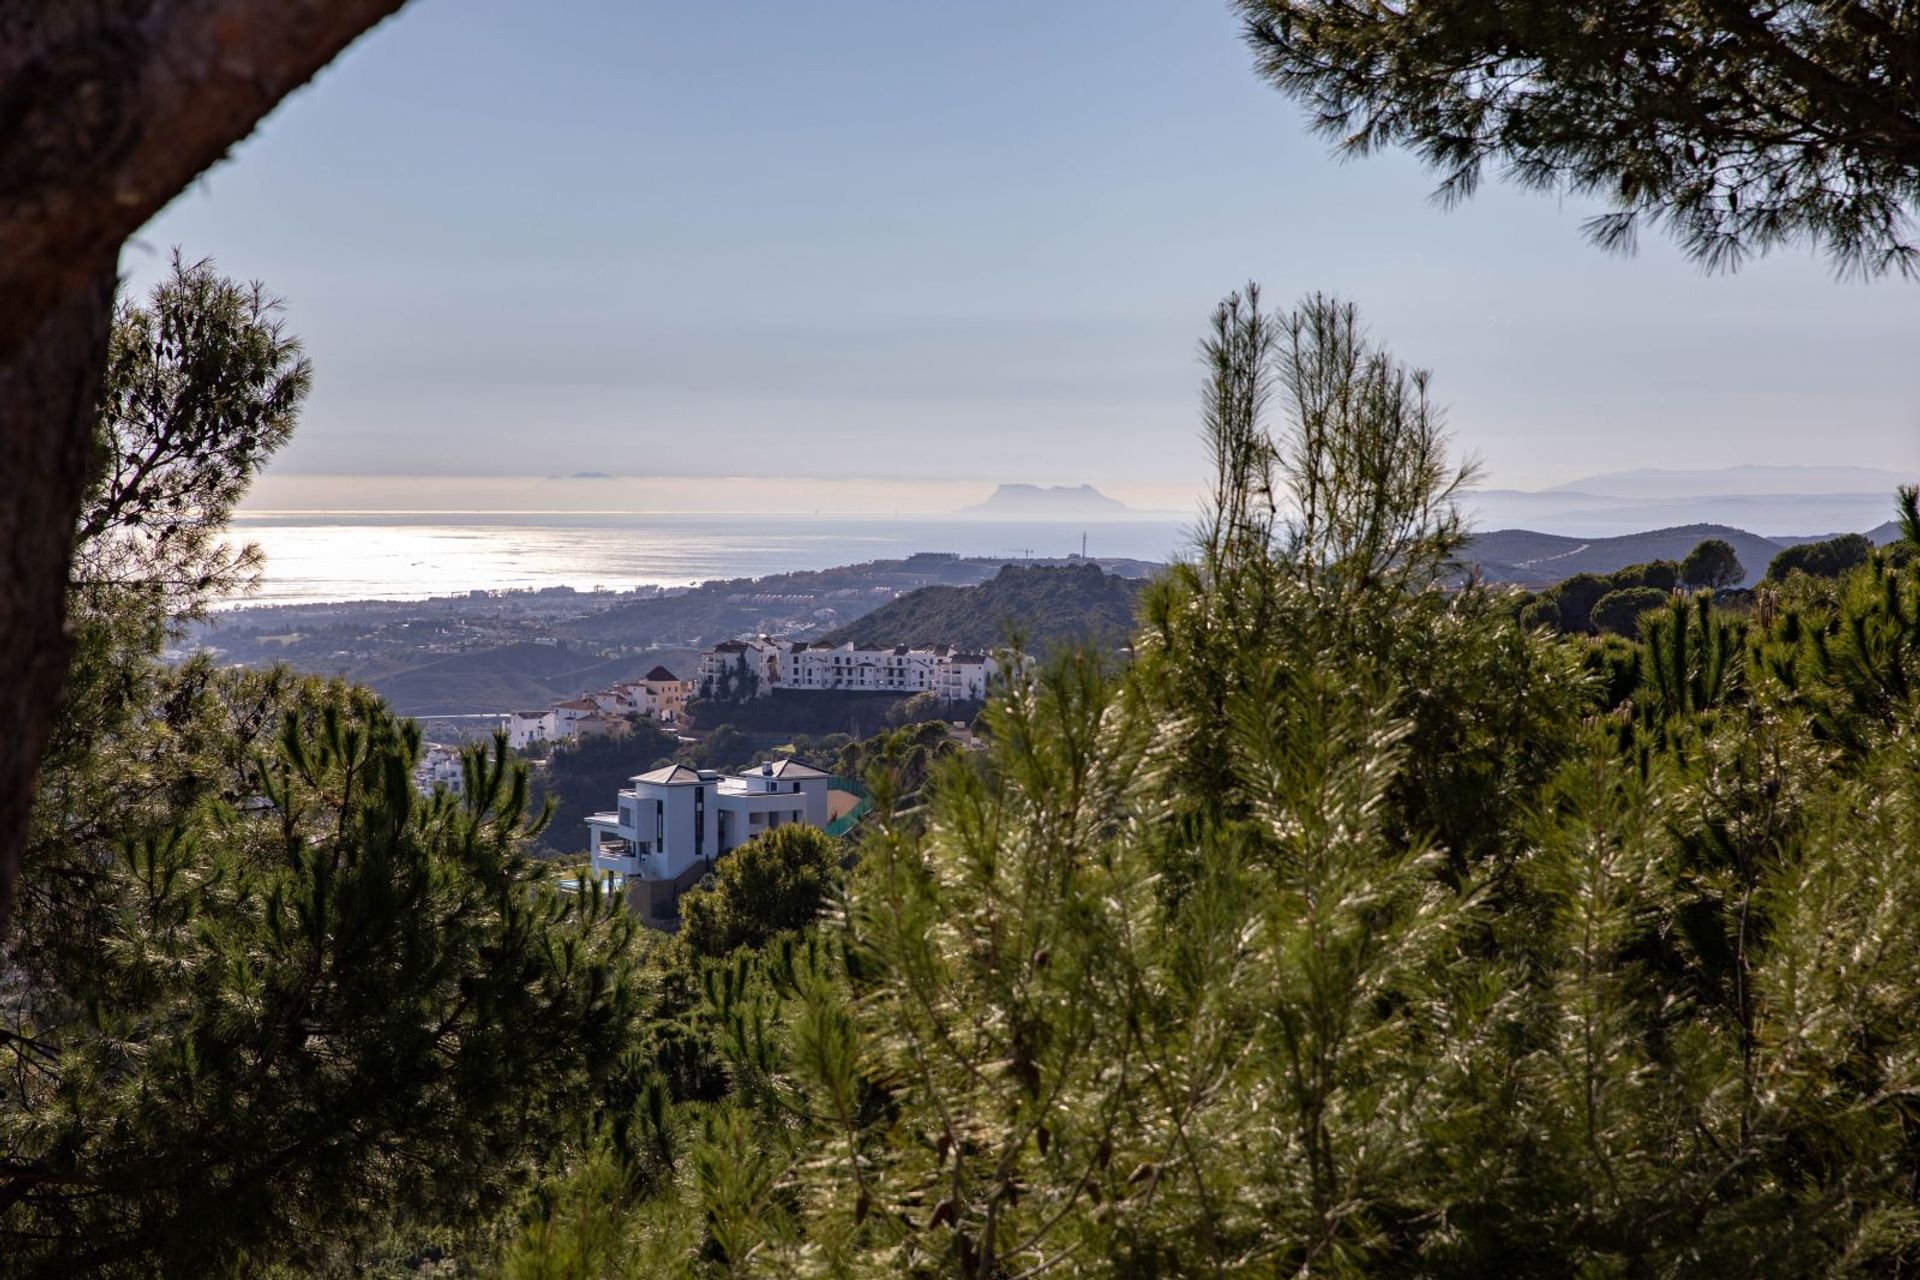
[689,685,970,743]
[678,825,842,961]
[1681,535,1744,588]
[494,287,1920,1277]
[16,7,1920,1275]
[822,561,1145,653]
[6,262,644,1277]
[1767,531,1876,582]
[1236,0,1920,274]
[1519,555,1682,633]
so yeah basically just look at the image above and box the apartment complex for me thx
[699,638,1004,702]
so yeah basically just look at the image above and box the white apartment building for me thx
[584,758,833,921]
[698,637,1012,701]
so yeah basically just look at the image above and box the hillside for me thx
[822,562,1145,653]
[1464,523,1784,588]
[361,642,702,717]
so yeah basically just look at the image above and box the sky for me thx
[128,0,1920,512]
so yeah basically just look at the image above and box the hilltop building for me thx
[698,638,1009,701]
[585,758,832,921]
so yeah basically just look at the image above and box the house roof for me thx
[555,698,599,711]
[633,763,703,786]
[949,654,987,664]
[710,641,747,653]
[642,665,680,683]
[764,758,829,779]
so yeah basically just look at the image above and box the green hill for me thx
[1465,523,1784,588]
[822,563,1145,654]
[362,642,701,717]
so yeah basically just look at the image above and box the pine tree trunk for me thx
[0,0,410,939]
[0,260,115,945]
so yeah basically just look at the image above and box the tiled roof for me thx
[642,665,680,682]
[556,698,599,711]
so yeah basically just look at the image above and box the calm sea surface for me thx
[224,513,1192,607]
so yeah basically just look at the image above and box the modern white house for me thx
[698,637,1014,701]
[584,757,833,920]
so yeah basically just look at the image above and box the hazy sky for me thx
[128,0,1920,508]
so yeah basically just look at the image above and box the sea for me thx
[224,512,1194,608]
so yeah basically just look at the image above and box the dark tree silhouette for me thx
[1236,0,1920,276]
[1682,537,1746,589]
[0,0,409,939]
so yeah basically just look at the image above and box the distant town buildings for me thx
[413,744,466,797]
[501,666,693,753]
[585,758,834,921]
[698,638,1009,701]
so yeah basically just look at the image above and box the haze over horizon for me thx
[133,0,1920,503]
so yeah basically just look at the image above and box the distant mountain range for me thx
[1464,519,1904,589]
[1465,465,1917,540]
[961,483,1132,517]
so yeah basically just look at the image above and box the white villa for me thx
[699,638,1005,702]
[584,758,833,920]
[506,710,555,751]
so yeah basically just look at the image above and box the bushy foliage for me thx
[1530,559,1682,634]
[677,825,841,960]
[1681,536,1745,588]
[6,677,646,1280]
[1235,0,1920,275]
[501,290,1920,1279]
[76,251,309,624]
[829,717,962,815]
[34,265,1920,1278]
[5,264,648,1278]
[1767,531,1875,582]
[1590,584,1670,636]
